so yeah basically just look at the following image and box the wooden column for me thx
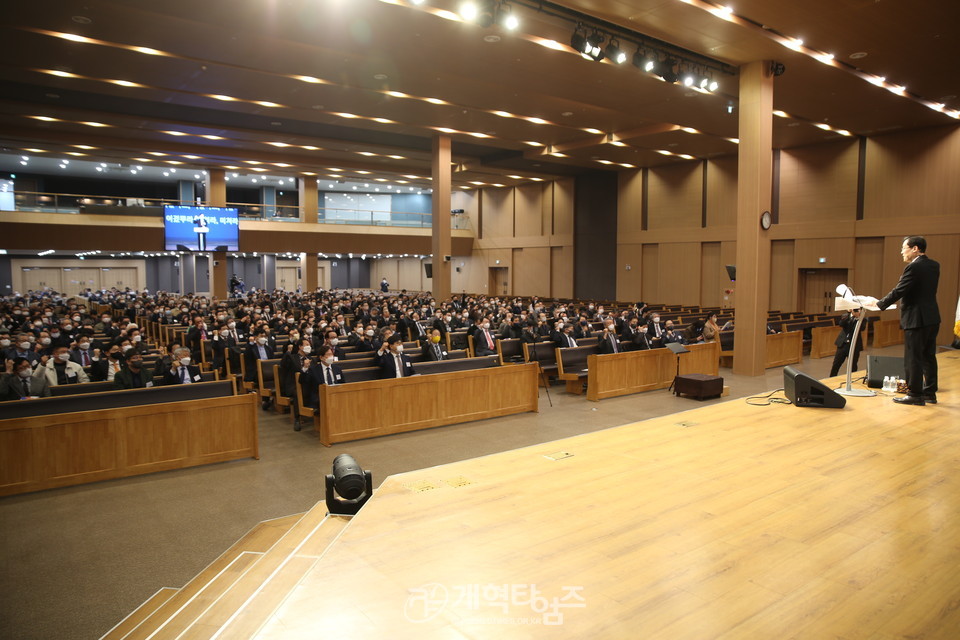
[299,177,318,223]
[431,135,452,300]
[733,61,774,376]
[303,252,319,292]
[205,168,228,300]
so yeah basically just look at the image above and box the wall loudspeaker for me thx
[783,366,845,408]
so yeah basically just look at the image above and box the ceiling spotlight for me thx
[605,40,626,64]
[583,32,605,61]
[656,59,679,84]
[570,26,588,55]
[633,50,657,73]
[502,10,519,30]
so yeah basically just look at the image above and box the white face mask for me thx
[132,335,142,342]
[122,345,133,352]
[78,342,90,350]
[305,327,313,334]
[56,352,71,362]
[18,368,33,378]
[228,322,236,329]
[221,330,230,337]
[365,330,375,337]
[329,338,338,346]
[72,316,81,322]
[180,357,191,366]
[63,325,73,331]
[393,344,403,354]
[40,338,52,346]
[49,332,60,338]
[19,341,31,350]
[257,337,268,345]
[302,345,312,355]
[0,339,9,348]
[45,311,53,317]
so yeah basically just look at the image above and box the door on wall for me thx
[63,268,101,296]
[488,267,508,296]
[277,266,301,291]
[101,267,138,291]
[317,266,328,290]
[22,267,62,293]
[798,268,847,314]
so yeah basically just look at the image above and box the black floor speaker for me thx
[866,355,904,388]
[783,366,846,408]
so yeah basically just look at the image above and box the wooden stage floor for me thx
[254,352,960,639]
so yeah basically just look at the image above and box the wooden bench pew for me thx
[556,344,599,395]
[522,341,559,386]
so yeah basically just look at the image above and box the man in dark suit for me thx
[244,331,274,384]
[299,344,347,413]
[184,316,209,363]
[573,317,593,340]
[597,323,622,354]
[423,329,449,361]
[161,348,203,385]
[473,320,498,356]
[829,308,864,377]
[873,236,940,405]
[280,338,313,430]
[647,314,666,342]
[379,335,416,379]
[631,326,654,351]
[554,323,578,350]
[0,357,52,400]
[113,353,155,389]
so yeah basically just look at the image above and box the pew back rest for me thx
[556,345,598,376]
[414,355,500,376]
[0,380,235,420]
[522,341,558,366]
[257,358,282,389]
[497,339,524,365]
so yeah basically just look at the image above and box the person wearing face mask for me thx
[630,324,653,351]
[91,344,126,382]
[70,336,96,368]
[49,323,72,349]
[353,326,375,353]
[321,329,345,359]
[299,344,346,413]
[473,319,497,357]
[244,331,274,384]
[211,325,238,375]
[0,357,52,400]
[423,328,449,361]
[36,346,89,386]
[554,323,579,350]
[185,315,209,363]
[113,352,154,390]
[6,333,40,366]
[647,314,665,341]
[598,322,622,355]
[379,334,415,379]
[162,348,202,385]
[280,338,314,430]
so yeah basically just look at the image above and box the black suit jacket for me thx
[300,362,345,409]
[379,352,416,379]
[162,364,203,385]
[473,329,497,356]
[554,333,578,350]
[422,341,448,361]
[244,342,274,382]
[877,254,940,329]
[597,332,622,354]
[279,351,309,397]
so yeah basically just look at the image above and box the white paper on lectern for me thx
[834,296,894,312]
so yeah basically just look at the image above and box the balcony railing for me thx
[4,191,472,230]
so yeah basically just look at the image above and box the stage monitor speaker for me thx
[783,366,846,408]
[424,263,433,278]
[866,355,903,389]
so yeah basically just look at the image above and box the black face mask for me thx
[109,351,124,361]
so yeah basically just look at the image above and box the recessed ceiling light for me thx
[483,35,501,43]
[71,15,92,24]
[373,73,388,80]
[849,52,868,59]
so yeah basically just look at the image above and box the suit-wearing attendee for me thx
[620,319,640,349]
[660,322,686,346]
[280,338,313,430]
[91,346,125,382]
[244,333,274,383]
[379,334,416,379]
[573,318,593,340]
[474,321,498,356]
[597,324,622,354]
[873,236,941,405]
[829,309,865,377]
[162,348,202,385]
[185,317,210,362]
[299,344,346,413]
[5,335,39,366]
[631,327,654,351]
[423,329,449,361]
[36,347,89,386]
[211,328,239,373]
[113,354,154,389]
[70,338,96,368]
[0,357,52,400]
[647,315,666,341]
[554,324,578,350]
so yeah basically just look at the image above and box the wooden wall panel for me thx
[641,244,660,304]
[794,237,857,269]
[618,169,644,234]
[705,156,738,228]
[647,163,703,230]
[550,246,574,299]
[514,185,543,238]
[928,234,960,344]
[864,127,960,219]
[701,242,722,307]
[770,240,796,314]
[512,247,550,297]
[852,237,884,299]
[398,258,427,291]
[720,241,737,309]
[658,242,701,305]
[481,188,514,239]
[616,243,643,301]
[553,179,574,235]
[451,254,487,295]
[779,140,859,223]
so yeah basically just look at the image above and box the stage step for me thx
[103,513,303,640]
[173,507,350,639]
[100,588,178,640]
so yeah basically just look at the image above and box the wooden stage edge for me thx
[247,352,959,639]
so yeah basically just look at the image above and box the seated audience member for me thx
[702,313,721,343]
[321,329,345,359]
[520,320,539,344]
[473,318,498,356]
[379,334,416,379]
[113,353,154,389]
[70,335,96,368]
[157,341,182,374]
[597,321,622,354]
[7,333,39,366]
[162,348,202,385]
[0,357,51,400]
[244,331,274,383]
[423,328,449,361]
[647,314,666,341]
[433,311,455,337]
[554,323,578,350]
[211,325,238,374]
[299,344,346,412]
[630,325,654,351]
[280,338,313,430]
[185,316,209,362]
[620,316,641,347]
[660,321,686,345]
[91,344,125,382]
[684,319,706,344]
[346,322,366,348]
[573,316,593,340]
[36,331,55,358]
[36,346,89,386]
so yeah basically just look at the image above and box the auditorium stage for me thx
[248,352,959,638]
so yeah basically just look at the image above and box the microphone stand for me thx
[835,285,875,397]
